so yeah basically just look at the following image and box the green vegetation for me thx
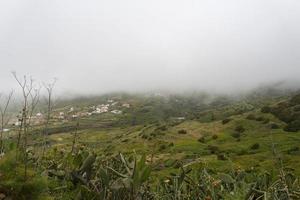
[0,92,300,199]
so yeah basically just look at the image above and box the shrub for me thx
[197,137,205,143]
[255,116,264,121]
[231,132,241,139]
[168,142,174,147]
[284,120,300,132]
[269,102,296,123]
[270,123,280,129]
[294,105,300,112]
[262,118,270,124]
[155,131,166,136]
[158,125,167,131]
[217,153,227,160]
[250,143,260,150]
[235,125,245,133]
[246,114,256,120]
[287,146,300,155]
[237,149,248,155]
[290,94,300,105]
[141,134,148,139]
[159,144,167,151]
[261,106,271,113]
[208,145,219,154]
[178,129,187,134]
[212,134,218,140]
[222,118,231,124]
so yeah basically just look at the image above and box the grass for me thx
[0,151,51,200]
[43,108,300,177]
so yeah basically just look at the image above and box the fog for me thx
[0,0,299,96]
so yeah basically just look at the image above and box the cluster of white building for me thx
[89,100,130,115]
[53,100,131,121]
[92,104,110,114]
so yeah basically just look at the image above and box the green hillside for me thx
[0,92,299,199]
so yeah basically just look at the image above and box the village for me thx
[9,99,131,128]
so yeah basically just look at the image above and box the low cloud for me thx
[0,0,299,95]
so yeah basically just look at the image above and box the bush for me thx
[231,132,241,139]
[141,134,148,139]
[159,144,167,151]
[287,146,300,155]
[212,134,218,140]
[217,153,227,160]
[246,114,256,120]
[208,145,219,154]
[294,105,300,112]
[250,143,260,150]
[178,129,187,134]
[197,137,205,143]
[222,118,232,124]
[158,125,167,131]
[168,142,174,147]
[270,123,280,129]
[237,149,248,155]
[269,100,297,123]
[261,106,271,113]
[255,116,264,122]
[235,125,245,133]
[290,94,300,105]
[284,120,300,132]
[262,118,270,124]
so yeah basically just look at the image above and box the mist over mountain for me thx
[1,0,300,95]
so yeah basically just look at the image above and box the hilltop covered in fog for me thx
[0,0,300,95]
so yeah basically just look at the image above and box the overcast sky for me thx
[0,0,299,95]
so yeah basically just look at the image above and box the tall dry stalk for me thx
[12,72,38,179]
[41,79,57,158]
[0,90,13,153]
[71,121,79,154]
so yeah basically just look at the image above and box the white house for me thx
[72,114,78,118]
[111,110,122,114]
[112,102,118,106]
[122,103,130,108]
[14,121,21,126]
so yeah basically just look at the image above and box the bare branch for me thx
[0,90,14,152]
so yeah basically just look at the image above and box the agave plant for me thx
[247,170,300,200]
[158,166,195,200]
[107,153,152,199]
